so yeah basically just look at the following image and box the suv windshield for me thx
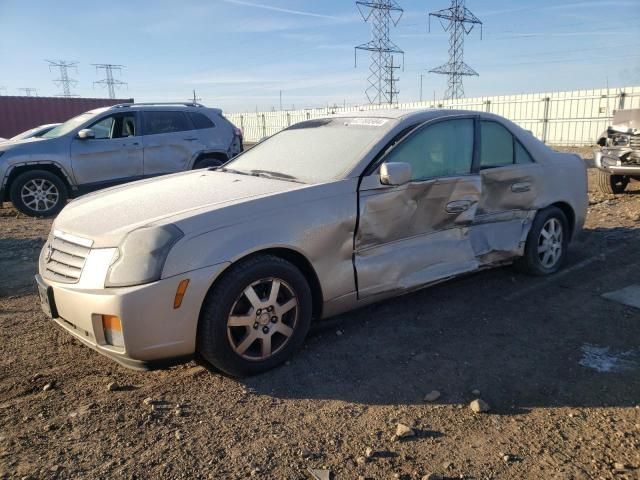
[42,112,96,139]
[225,117,394,184]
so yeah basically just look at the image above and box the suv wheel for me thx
[516,206,569,276]
[197,254,312,377]
[597,170,629,194]
[9,170,68,217]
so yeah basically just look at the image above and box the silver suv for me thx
[0,102,243,217]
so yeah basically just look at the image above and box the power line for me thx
[93,64,127,99]
[46,59,78,97]
[18,88,38,97]
[355,0,404,105]
[429,0,482,100]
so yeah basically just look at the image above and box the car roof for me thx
[109,103,223,114]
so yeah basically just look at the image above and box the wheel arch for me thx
[201,247,324,322]
[548,201,576,239]
[3,162,73,201]
[191,150,229,169]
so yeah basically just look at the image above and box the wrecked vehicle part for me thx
[37,109,588,375]
[595,109,640,193]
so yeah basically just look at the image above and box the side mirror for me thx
[77,129,95,140]
[380,162,412,186]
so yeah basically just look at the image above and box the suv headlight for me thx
[611,134,630,147]
[106,225,183,287]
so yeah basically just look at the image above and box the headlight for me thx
[106,224,183,287]
[611,134,630,147]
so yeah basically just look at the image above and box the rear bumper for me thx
[35,263,227,370]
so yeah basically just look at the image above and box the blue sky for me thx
[1,0,639,112]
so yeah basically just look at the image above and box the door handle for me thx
[183,137,198,141]
[446,200,472,214]
[511,182,531,193]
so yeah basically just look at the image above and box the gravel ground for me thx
[1,150,639,480]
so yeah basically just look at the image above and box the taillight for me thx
[233,127,243,138]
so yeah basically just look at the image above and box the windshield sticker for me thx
[344,118,389,127]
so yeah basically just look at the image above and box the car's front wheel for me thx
[597,170,629,194]
[516,206,569,276]
[197,254,312,376]
[9,170,68,217]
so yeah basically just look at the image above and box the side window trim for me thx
[364,114,479,178]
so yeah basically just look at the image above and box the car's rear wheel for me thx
[197,254,312,376]
[597,170,629,194]
[9,170,68,217]
[516,206,569,276]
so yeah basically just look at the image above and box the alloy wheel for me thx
[226,277,298,361]
[20,179,59,212]
[537,218,563,268]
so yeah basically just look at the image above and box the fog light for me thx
[102,314,124,348]
[602,155,619,168]
[174,279,190,309]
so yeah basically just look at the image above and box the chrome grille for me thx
[629,135,640,150]
[43,231,92,284]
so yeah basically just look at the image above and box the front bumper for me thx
[35,263,227,370]
[594,149,640,176]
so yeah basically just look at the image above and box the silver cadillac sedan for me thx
[36,109,588,376]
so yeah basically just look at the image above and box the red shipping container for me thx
[0,96,134,138]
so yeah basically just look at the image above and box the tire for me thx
[197,254,312,377]
[193,157,224,169]
[515,206,569,276]
[9,170,68,218]
[596,170,628,194]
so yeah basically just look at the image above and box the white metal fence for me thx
[226,86,640,146]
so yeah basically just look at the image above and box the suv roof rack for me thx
[111,102,206,108]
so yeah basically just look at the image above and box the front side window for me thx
[90,116,115,139]
[480,121,514,168]
[143,111,191,135]
[384,119,474,181]
[88,114,136,139]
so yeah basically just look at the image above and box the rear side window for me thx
[515,141,534,163]
[480,121,514,168]
[143,111,191,135]
[189,112,215,129]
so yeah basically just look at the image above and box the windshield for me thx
[42,113,95,139]
[10,127,41,141]
[225,117,394,184]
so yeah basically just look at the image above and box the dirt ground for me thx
[1,149,639,480]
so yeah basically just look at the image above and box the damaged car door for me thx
[471,120,541,264]
[355,116,480,299]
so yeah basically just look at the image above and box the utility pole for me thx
[355,1,404,105]
[418,74,426,102]
[279,90,283,110]
[428,0,482,100]
[190,90,202,103]
[92,64,127,99]
[46,60,78,97]
[18,88,38,97]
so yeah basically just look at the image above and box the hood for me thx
[0,136,48,152]
[53,170,303,247]
[610,109,640,134]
